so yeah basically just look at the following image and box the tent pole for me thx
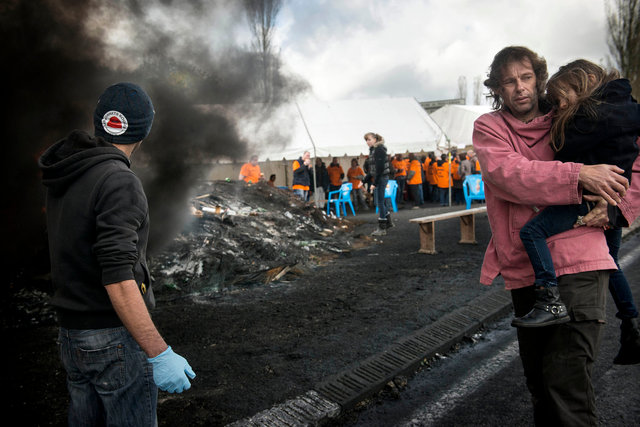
[448,149,452,207]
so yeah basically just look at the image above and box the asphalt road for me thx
[343,231,640,426]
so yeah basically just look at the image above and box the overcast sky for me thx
[273,0,612,104]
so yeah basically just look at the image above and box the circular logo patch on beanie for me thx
[101,110,129,136]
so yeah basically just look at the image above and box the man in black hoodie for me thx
[39,83,195,426]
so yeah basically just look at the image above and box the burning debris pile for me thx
[149,180,360,297]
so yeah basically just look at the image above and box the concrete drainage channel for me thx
[228,288,513,426]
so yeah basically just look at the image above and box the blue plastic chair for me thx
[375,179,398,213]
[327,182,356,217]
[463,174,485,209]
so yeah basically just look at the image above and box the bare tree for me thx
[244,0,283,102]
[457,75,467,103]
[606,0,640,97]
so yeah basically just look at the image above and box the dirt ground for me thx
[5,183,495,426]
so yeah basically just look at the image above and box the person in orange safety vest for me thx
[426,153,437,201]
[347,158,368,210]
[327,157,345,193]
[421,155,431,202]
[238,155,262,184]
[451,153,464,205]
[435,153,450,206]
[406,153,423,208]
[292,151,312,200]
[391,154,406,206]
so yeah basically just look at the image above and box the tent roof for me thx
[429,104,492,149]
[242,97,446,160]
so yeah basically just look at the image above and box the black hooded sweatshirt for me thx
[39,130,153,329]
[554,78,639,182]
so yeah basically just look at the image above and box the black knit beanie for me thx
[93,82,155,144]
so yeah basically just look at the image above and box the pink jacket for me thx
[473,109,640,290]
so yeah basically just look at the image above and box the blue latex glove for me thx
[148,346,196,393]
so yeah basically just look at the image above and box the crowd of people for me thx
[390,149,482,208]
[270,141,484,236]
[236,148,483,211]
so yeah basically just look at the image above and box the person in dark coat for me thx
[364,132,391,235]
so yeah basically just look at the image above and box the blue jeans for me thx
[454,187,464,204]
[293,189,308,201]
[375,176,389,220]
[439,187,449,206]
[408,184,422,206]
[520,202,592,288]
[396,177,406,204]
[58,327,158,427]
[605,227,639,320]
[431,185,438,202]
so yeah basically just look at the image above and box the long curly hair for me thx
[484,46,548,111]
[547,59,620,152]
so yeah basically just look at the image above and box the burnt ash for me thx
[150,180,359,297]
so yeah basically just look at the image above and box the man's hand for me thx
[574,195,609,228]
[148,346,196,393]
[578,164,628,206]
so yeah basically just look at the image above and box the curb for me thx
[228,219,640,426]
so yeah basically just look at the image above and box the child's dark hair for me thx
[547,59,620,152]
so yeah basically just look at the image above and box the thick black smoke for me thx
[1,0,308,283]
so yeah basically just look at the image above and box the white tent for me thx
[429,104,492,150]
[238,97,447,160]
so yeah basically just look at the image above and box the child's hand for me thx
[575,196,609,228]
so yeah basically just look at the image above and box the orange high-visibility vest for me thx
[427,160,436,185]
[392,158,406,177]
[451,159,461,181]
[292,160,309,191]
[407,159,423,185]
[327,164,344,186]
[239,163,261,183]
[347,166,365,189]
[422,158,431,180]
[435,161,451,188]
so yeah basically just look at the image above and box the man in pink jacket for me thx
[473,46,640,425]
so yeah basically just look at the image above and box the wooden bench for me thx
[409,206,487,254]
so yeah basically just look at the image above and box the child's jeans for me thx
[605,226,639,320]
[520,202,591,288]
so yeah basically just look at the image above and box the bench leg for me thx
[418,222,436,254]
[458,214,477,244]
